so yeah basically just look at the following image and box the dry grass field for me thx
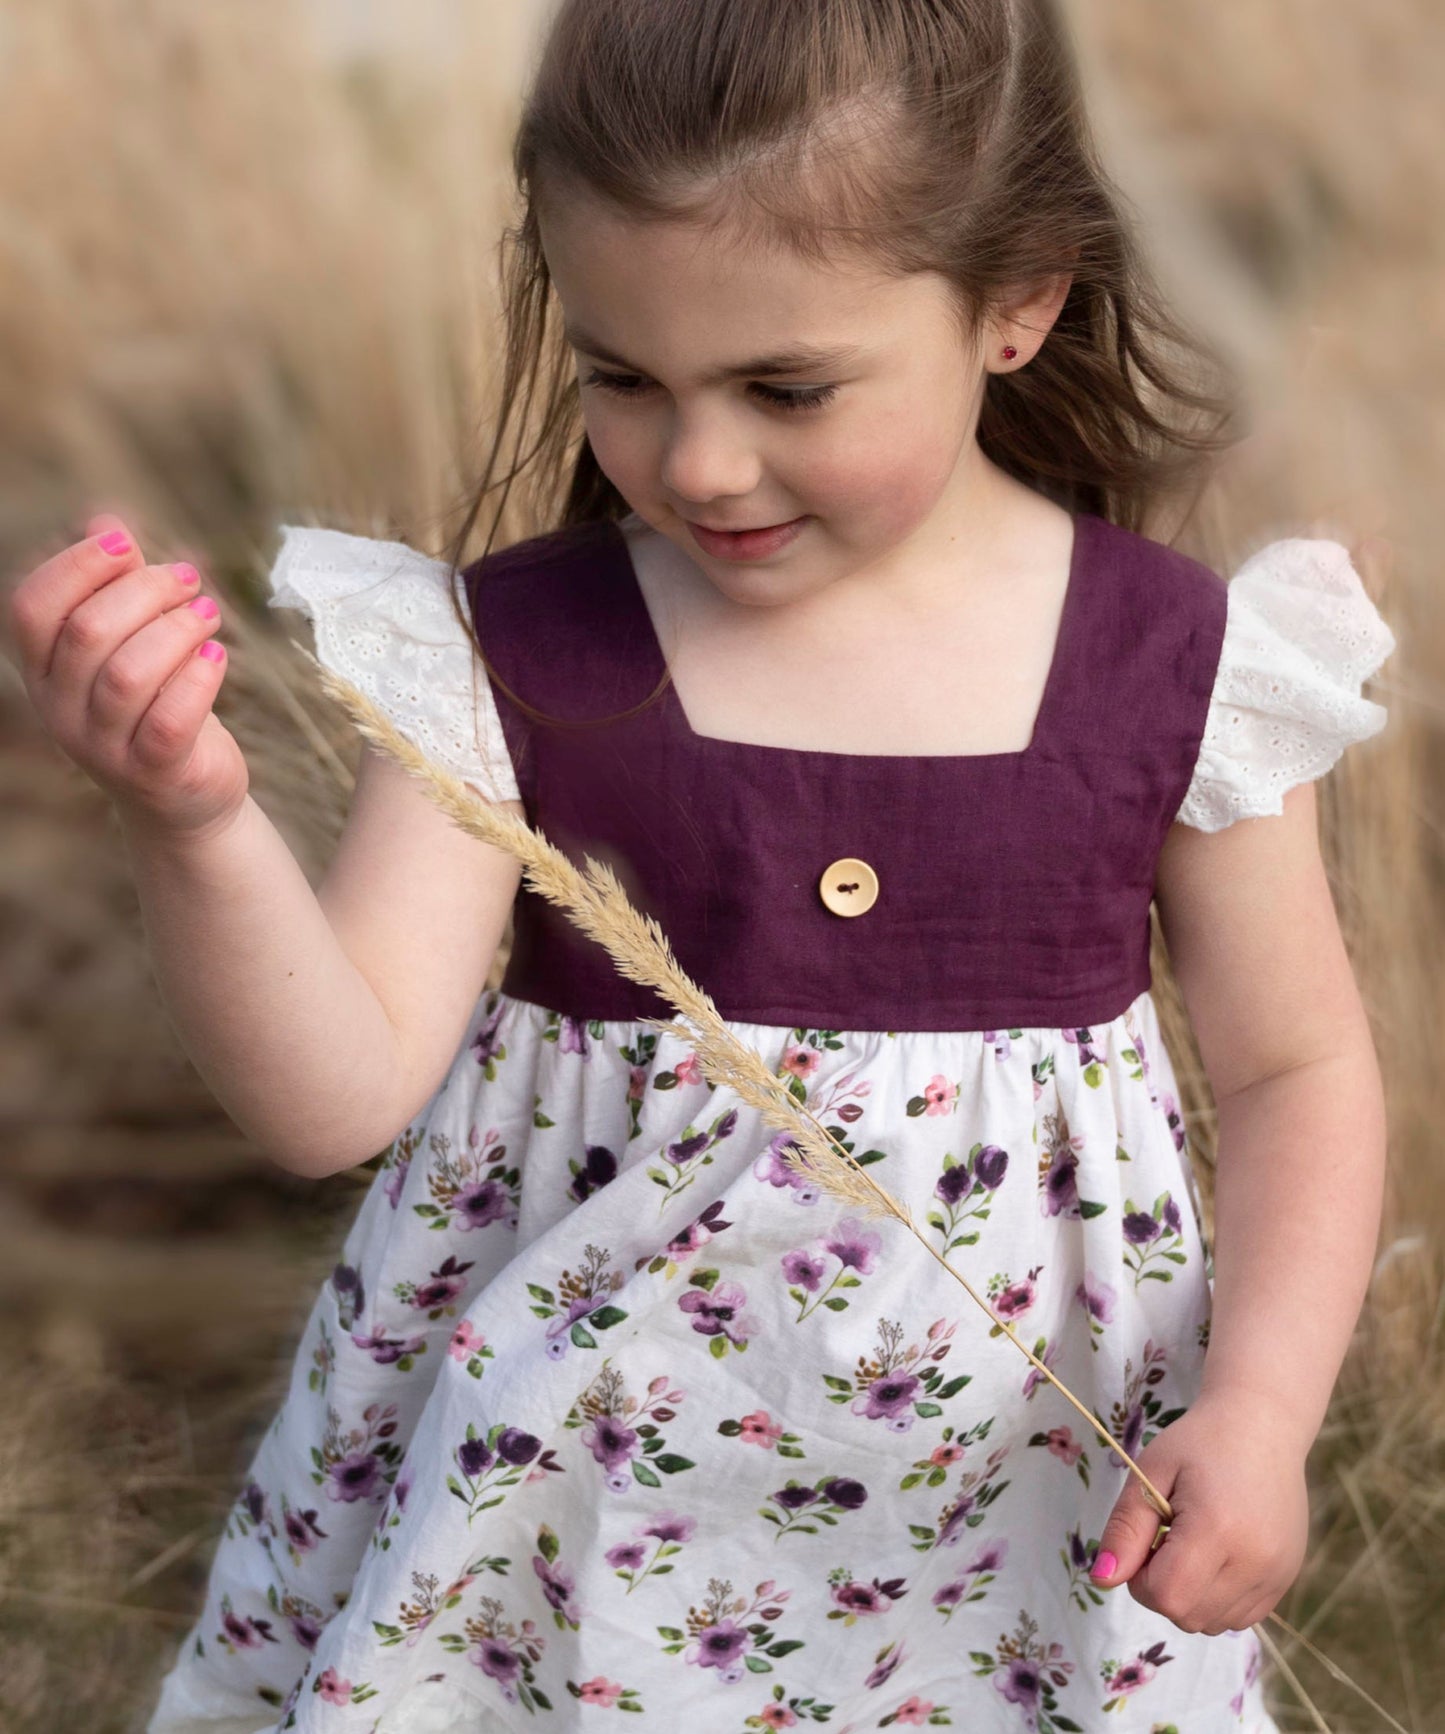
[0,2,1441,1729]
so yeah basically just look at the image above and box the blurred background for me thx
[0,0,1441,1728]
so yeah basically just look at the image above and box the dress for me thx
[146,508,1396,1734]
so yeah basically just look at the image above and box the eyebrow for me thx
[563,324,865,384]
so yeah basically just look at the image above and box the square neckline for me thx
[602,508,1092,764]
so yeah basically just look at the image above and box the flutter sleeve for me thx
[1172,536,1397,831]
[265,524,522,806]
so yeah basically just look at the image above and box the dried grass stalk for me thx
[295,645,1405,1734]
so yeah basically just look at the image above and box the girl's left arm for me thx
[1152,774,1389,1446]
[1086,775,1389,1634]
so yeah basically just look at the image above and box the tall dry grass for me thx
[0,1,1440,1730]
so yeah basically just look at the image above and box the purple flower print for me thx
[242,1481,269,1530]
[452,1178,511,1229]
[557,1015,590,1056]
[568,1144,618,1204]
[533,1552,577,1618]
[220,1601,277,1649]
[975,1145,1009,1190]
[1074,1271,1116,1325]
[774,1484,818,1511]
[1021,1338,1058,1401]
[820,1477,866,1510]
[781,1248,827,1292]
[693,1617,751,1672]
[995,1655,1043,1722]
[753,1133,822,1205]
[382,1149,412,1210]
[822,1217,881,1274]
[667,1131,711,1168]
[327,1451,381,1504]
[458,1437,494,1479]
[853,1371,921,1430]
[288,1610,324,1651]
[1163,1195,1183,1236]
[1123,1210,1161,1245]
[1042,1145,1080,1217]
[828,1571,907,1621]
[393,1463,413,1512]
[1101,1640,1172,1709]
[661,1199,731,1263]
[472,1635,523,1691]
[643,1512,697,1543]
[582,1413,640,1474]
[330,1263,365,1327]
[283,1506,328,1552]
[497,1427,541,1466]
[863,1638,907,1690]
[935,1165,974,1207]
[605,1540,646,1570]
[349,1328,427,1366]
[936,1491,977,1547]
[678,1278,756,1347]
[987,1266,1041,1327]
[470,1002,506,1068]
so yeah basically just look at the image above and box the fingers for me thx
[9,521,149,682]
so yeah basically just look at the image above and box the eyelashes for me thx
[583,368,840,414]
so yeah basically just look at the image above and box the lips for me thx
[686,515,809,562]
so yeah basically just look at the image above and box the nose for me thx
[658,406,762,507]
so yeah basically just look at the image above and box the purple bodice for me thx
[461,511,1227,1031]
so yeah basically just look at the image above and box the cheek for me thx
[805,403,964,538]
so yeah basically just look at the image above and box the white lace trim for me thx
[1174,537,1397,831]
[265,525,522,806]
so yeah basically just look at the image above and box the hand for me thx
[5,511,250,840]
[1088,1387,1311,1636]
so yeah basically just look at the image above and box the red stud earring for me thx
[1002,345,1018,361]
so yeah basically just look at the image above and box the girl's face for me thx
[538,182,1047,609]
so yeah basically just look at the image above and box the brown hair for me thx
[441,0,1242,736]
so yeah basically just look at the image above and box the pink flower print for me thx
[674,1052,703,1086]
[989,1268,1040,1323]
[780,1043,821,1080]
[1074,1271,1116,1326]
[406,1255,475,1313]
[829,1574,905,1620]
[759,1706,798,1729]
[1104,1657,1156,1696]
[451,1177,510,1229]
[1045,1427,1082,1465]
[327,1451,381,1504]
[738,1410,784,1447]
[316,1668,352,1706]
[893,1700,936,1726]
[605,1540,647,1570]
[448,1320,485,1362]
[283,1506,328,1553]
[643,1511,697,1544]
[822,1217,882,1275]
[965,1538,1008,1575]
[578,1677,624,1706]
[678,1278,757,1346]
[627,1063,646,1102]
[533,1551,578,1621]
[929,1441,965,1467]
[922,1074,956,1115]
[220,1602,276,1649]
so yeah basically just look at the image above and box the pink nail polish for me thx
[198,641,225,663]
[174,562,200,586]
[188,595,219,620]
[1091,1549,1117,1580]
[98,530,131,555]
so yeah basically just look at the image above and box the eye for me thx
[583,368,839,414]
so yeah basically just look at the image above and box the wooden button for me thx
[819,856,879,917]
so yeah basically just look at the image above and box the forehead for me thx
[538,182,944,371]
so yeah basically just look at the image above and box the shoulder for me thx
[460,516,626,600]
[1088,514,1229,619]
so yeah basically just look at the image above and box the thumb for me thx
[81,506,142,553]
[1090,1467,1172,1589]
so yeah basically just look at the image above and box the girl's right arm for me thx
[7,517,524,1178]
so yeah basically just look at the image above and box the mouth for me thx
[684,515,810,561]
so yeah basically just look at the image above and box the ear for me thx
[992,247,1079,365]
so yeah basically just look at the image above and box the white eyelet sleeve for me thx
[1173,537,1397,831]
[265,525,522,806]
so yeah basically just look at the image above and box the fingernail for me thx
[173,562,200,586]
[188,596,219,620]
[1091,1549,1117,1580]
[198,641,225,664]
[98,530,131,555]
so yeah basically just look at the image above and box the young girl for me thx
[10,3,1395,1731]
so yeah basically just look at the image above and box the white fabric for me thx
[266,526,522,807]
[1174,538,1396,831]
